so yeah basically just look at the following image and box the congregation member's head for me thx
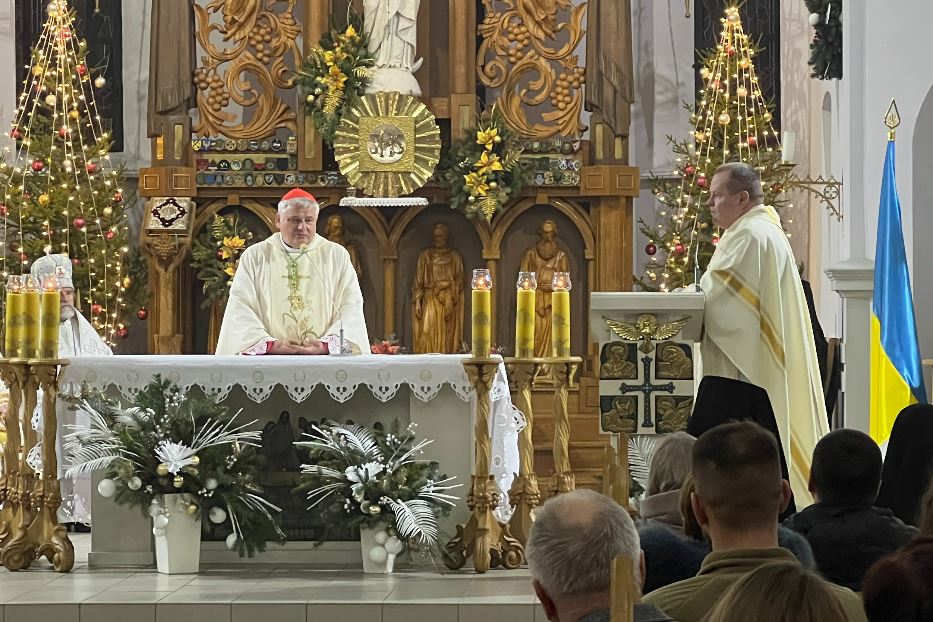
[276,188,320,248]
[706,162,764,229]
[862,537,933,622]
[705,561,847,622]
[690,421,791,547]
[877,403,933,526]
[526,489,643,622]
[809,429,883,506]
[647,432,696,497]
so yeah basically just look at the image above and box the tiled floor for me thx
[0,535,544,622]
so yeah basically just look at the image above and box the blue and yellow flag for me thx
[870,139,927,442]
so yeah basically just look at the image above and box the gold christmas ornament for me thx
[69,110,78,120]
[94,76,106,89]
[102,206,113,217]
[173,475,184,488]
[718,113,731,125]
[740,58,751,69]
[156,463,169,476]
[38,193,50,206]
[186,503,198,515]
[763,112,772,122]
[736,86,748,98]
[189,455,200,467]
[32,65,44,76]
[122,276,132,288]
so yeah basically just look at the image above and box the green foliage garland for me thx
[191,214,254,308]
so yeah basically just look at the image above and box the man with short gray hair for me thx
[527,489,674,622]
[695,161,829,509]
[216,188,369,355]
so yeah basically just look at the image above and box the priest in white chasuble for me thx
[216,189,369,355]
[697,162,829,507]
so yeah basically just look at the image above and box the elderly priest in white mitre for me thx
[30,253,113,357]
[216,188,369,355]
[691,162,829,510]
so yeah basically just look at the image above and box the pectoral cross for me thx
[619,355,675,429]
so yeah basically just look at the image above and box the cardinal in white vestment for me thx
[698,162,829,508]
[216,188,369,355]
[29,253,112,524]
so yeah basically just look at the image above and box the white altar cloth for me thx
[58,355,523,532]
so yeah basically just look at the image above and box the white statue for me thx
[363,0,423,96]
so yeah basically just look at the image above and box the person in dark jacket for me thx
[784,429,917,590]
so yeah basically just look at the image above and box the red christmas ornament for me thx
[86,162,98,174]
[105,230,116,240]
[19,252,27,262]
[747,135,758,147]
[57,128,67,138]
[71,257,80,266]
[112,191,123,203]
[771,183,784,193]
[645,243,658,256]
[72,216,86,229]
[0,204,7,217]
[136,308,149,321]
[31,160,45,172]
[696,176,708,188]
[712,235,720,246]
[91,303,103,315]
[674,243,686,255]
[726,45,736,56]
[117,327,129,339]
[216,250,224,259]
[60,27,71,39]
[684,165,696,176]
[77,64,87,76]
[10,129,21,139]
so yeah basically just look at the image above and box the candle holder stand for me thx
[503,357,545,546]
[444,357,524,573]
[546,356,582,496]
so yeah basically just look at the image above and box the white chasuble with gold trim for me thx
[216,233,369,355]
[699,205,828,507]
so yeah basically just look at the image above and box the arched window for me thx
[15,0,124,150]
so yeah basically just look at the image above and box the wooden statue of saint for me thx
[412,223,464,353]
[519,218,570,358]
[324,214,362,278]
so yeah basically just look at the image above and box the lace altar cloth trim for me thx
[57,354,525,521]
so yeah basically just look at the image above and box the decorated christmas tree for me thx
[0,0,137,343]
[638,6,794,292]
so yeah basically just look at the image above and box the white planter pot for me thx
[359,523,391,573]
[152,494,201,574]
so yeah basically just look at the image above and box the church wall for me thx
[629,0,695,279]
[825,0,933,359]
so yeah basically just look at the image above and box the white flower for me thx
[155,441,198,474]
[351,483,365,502]
[345,462,384,484]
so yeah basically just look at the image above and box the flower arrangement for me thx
[64,376,285,557]
[296,13,374,146]
[296,421,459,550]
[441,105,526,221]
[370,335,404,355]
[191,214,254,308]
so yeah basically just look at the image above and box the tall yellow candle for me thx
[39,273,61,360]
[515,271,537,358]
[22,275,41,359]
[551,271,571,357]
[4,275,23,358]
[471,269,492,358]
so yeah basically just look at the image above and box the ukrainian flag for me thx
[870,138,928,443]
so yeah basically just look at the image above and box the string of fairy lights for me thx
[648,6,794,292]
[0,0,128,343]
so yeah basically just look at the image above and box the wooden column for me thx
[300,0,331,171]
[449,0,476,139]
[383,255,398,339]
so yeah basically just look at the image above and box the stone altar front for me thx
[56,355,522,566]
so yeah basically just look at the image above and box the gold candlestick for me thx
[444,357,524,573]
[0,360,38,569]
[504,357,545,545]
[548,356,582,495]
[30,360,74,572]
[0,361,26,550]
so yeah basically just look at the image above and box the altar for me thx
[56,355,523,566]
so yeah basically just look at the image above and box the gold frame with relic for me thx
[334,91,440,198]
